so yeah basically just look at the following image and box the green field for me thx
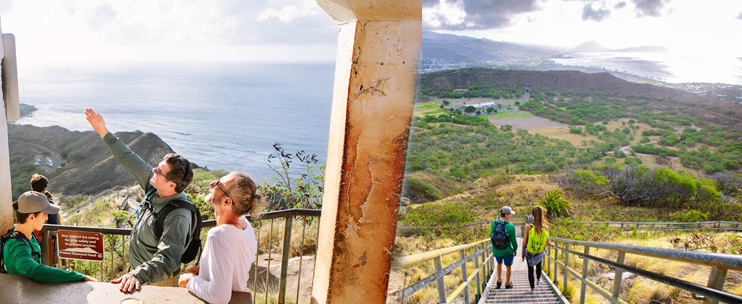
[485,111,534,120]
[414,102,447,117]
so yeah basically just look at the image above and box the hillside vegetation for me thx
[402,69,742,207]
[7,124,182,199]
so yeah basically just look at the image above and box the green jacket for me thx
[104,132,193,284]
[491,219,518,257]
[3,227,85,282]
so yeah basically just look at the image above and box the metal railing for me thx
[41,208,321,304]
[583,221,742,231]
[392,238,494,303]
[63,186,143,216]
[544,237,742,304]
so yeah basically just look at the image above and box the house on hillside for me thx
[453,88,467,93]
[472,101,496,109]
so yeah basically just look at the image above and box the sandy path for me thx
[488,116,564,130]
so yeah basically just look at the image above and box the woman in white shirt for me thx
[179,172,267,304]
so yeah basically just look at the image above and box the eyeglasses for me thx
[214,180,232,201]
[153,167,169,181]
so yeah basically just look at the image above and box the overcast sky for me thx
[0,0,338,67]
[424,0,742,56]
[2,1,740,68]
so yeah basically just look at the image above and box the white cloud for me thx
[0,0,338,66]
[257,0,322,23]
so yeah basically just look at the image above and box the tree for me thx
[538,189,572,217]
[515,101,521,106]
[464,106,476,113]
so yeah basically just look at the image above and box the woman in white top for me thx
[179,172,267,304]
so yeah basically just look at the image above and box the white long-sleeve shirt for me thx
[187,216,257,304]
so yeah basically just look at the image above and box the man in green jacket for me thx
[3,191,96,283]
[85,109,195,293]
[491,206,518,289]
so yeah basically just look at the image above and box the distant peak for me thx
[573,41,609,52]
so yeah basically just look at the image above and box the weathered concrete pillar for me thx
[0,23,15,233]
[311,1,421,303]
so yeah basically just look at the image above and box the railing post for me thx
[704,266,728,304]
[553,241,558,285]
[546,246,551,276]
[474,246,481,302]
[612,251,625,299]
[460,250,469,304]
[580,246,589,304]
[41,229,54,266]
[435,256,447,304]
[278,215,294,304]
[563,243,570,291]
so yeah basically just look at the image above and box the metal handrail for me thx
[551,237,742,271]
[41,208,321,304]
[545,238,742,304]
[582,220,742,231]
[393,238,494,304]
[393,239,489,267]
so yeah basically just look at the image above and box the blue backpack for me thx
[490,220,510,249]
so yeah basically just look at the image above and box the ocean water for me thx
[16,62,335,182]
[553,52,742,85]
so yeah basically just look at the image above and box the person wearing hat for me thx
[490,206,518,289]
[2,191,97,283]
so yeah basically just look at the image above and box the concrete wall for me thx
[0,17,12,233]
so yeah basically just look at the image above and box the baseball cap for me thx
[501,206,516,214]
[17,191,60,214]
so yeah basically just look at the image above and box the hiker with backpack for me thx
[1,191,96,283]
[86,109,198,292]
[521,206,554,293]
[178,172,267,304]
[491,206,518,289]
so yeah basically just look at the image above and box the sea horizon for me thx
[15,62,336,183]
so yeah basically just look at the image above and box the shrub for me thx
[402,177,442,203]
[669,210,708,222]
[538,189,572,217]
[67,151,87,162]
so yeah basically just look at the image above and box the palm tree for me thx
[538,189,572,217]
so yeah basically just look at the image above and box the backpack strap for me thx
[1,231,40,272]
[153,197,202,264]
[154,199,199,240]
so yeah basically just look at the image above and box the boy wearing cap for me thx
[491,206,518,289]
[2,191,96,283]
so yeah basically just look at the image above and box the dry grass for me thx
[254,217,319,257]
[552,233,742,304]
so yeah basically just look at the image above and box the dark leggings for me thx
[527,260,542,290]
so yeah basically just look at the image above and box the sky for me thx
[424,0,742,56]
[0,0,339,67]
[1,1,739,73]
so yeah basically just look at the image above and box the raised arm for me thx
[86,109,153,189]
[85,109,110,138]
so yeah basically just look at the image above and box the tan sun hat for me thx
[17,191,60,214]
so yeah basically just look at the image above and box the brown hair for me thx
[227,172,268,219]
[13,202,41,224]
[30,174,49,193]
[163,153,194,193]
[531,206,549,235]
